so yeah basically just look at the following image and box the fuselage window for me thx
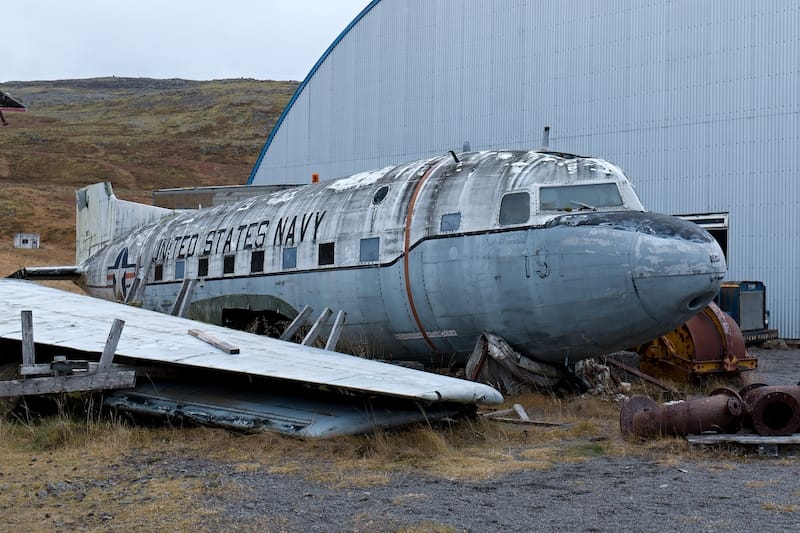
[175,260,185,280]
[154,263,163,282]
[499,192,530,226]
[440,212,462,232]
[373,185,389,205]
[198,256,209,277]
[539,183,623,211]
[282,247,297,269]
[223,254,235,275]
[359,237,380,262]
[318,242,335,266]
[251,250,265,273]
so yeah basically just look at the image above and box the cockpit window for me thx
[539,183,623,211]
[499,192,530,226]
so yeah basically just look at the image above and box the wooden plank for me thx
[20,362,132,377]
[601,355,679,394]
[279,305,313,341]
[302,308,332,346]
[481,404,532,422]
[324,311,347,351]
[188,328,240,354]
[0,371,136,398]
[170,279,196,317]
[489,417,568,427]
[98,318,125,371]
[21,310,35,366]
[687,433,800,445]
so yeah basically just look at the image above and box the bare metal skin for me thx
[76,150,725,367]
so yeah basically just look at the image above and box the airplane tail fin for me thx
[76,182,173,265]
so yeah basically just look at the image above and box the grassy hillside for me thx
[0,78,297,256]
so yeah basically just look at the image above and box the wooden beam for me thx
[279,305,313,341]
[0,371,136,398]
[324,311,347,351]
[188,328,240,354]
[170,279,196,317]
[20,362,128,377]
[21,310,35,366]
[98,318,125,371]
[302,308,332,346]
[601,355,679,394]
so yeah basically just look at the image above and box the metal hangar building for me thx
[248,0,799,339]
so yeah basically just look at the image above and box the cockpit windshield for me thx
[539,183,623,211]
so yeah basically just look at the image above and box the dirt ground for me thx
[214,452,800,532]
[3,348,797,532]
[188,348,800,532]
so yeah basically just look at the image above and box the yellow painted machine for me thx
[635,302,758,382]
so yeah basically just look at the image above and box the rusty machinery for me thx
[633,302,758,382]
[621,384,800,439]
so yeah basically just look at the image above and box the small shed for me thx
[14,233,40,249]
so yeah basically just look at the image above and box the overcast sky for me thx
[4,0,373,82]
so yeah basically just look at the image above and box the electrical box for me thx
[716,281,779,343]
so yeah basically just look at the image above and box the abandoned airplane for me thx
[19,149,726,381]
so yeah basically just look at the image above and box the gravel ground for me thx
[186,347,800,532]
[218,454,799,532]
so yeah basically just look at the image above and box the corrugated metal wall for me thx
[250,0,800,338]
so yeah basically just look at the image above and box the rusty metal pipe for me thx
[741,385,800,436]
[620,388,743,439]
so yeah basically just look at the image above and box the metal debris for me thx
[621,384,800,440]
[466,332,562,393]
[620,388,743,439]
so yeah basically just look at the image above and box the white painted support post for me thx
[302,308,332,346]
[170,279,196,317]
[280,305,313,341]
[324,311,347,352]
[513,403,531,421]
[98,318,125,371]
[21,310,35,366]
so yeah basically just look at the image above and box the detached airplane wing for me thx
[0,279,502,436]
[0,91,26,111]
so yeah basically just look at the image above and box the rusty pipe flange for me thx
[620,396,658,438]
[743,386,800,436]
[739,383,768,397]
[709,387,745,431]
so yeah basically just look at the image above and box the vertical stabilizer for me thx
[76,182,173,265]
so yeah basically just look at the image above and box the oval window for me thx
[373,185,389,205]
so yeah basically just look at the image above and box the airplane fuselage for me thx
[78,150,726,366]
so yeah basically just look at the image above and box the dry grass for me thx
[0,78,296,247]
[761,502,800,513]
[0,385,747,530]
[0,408,213,529]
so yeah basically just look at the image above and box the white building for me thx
[248,1,799,338]
[14,233,40,249]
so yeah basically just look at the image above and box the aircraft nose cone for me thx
[631,219,726,323]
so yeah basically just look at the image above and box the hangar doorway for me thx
[677,213,729,262]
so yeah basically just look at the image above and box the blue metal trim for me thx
[247,0,383,185]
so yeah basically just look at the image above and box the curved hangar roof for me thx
[250,1,800,340]
[250,0,800,192]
